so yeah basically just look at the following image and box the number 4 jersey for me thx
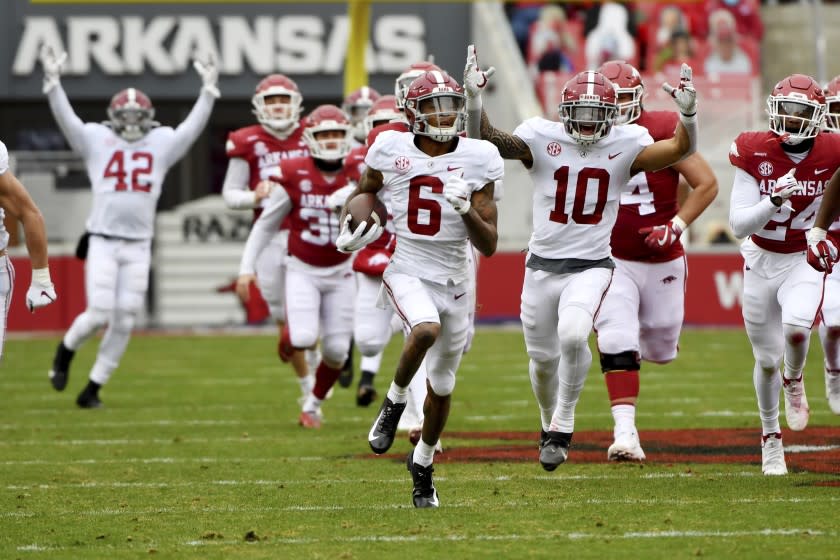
[365,130,503,285]
[513,117,653,262]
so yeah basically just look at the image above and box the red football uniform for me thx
[730,130,840,253]
[611,110,683,263]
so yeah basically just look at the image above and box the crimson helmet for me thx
[342,86,381,141]
[107,88,157,141]
[252,74,303,134]
[302,105,353,161]
[823,75,840,133]
[559,71,618,147]
[767,74,826,145]
[363,95,407,139]
[404,71,466,143]
[597,60,644,125]
[395,60,443,109]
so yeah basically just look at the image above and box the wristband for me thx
[32,267,52,285]
[672,215,688,232]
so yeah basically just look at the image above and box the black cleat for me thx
[356,384,378,407]
[407,450,440,508]
[76,381,103,409]
[368,397,406,454]
[49,342,75,391]
[338,340,355,388]
[539,430,572,472]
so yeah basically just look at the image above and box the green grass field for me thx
[2,328,839,559]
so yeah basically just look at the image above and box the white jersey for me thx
[365,131,504,284]
[47,84,215,241]
[513,117,653,261]
[0,142,10,251]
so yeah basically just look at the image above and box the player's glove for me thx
[770,168,800,206]
[39,45,67,95]
[639,216,687,250]
[463,44,496,99]
[327,184,357,213]
[254,180,279,203]
[335,214,383,254]
[806,227,839,273]
[444,174,472,215]
[662,63,697,117]
[193,53,220,98]
[26,268,57,312]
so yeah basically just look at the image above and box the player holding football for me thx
[41,46,218,407]
[338,70,503,508]
[730,74,840,475]
[593,60,718,462]
[466,45,698,472]
[236,105,366,429]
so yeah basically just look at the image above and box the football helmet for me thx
[559,71,618,147]
[107,88,157,141]
[363,95,407,138]
[597,60,644,125]
[404,71,466,142]
[767,74,826,145]
[395,61,443,109]
[823,75,840,133]
[342,86,381,142]
[252,74,303,134]
[302,105,353,161]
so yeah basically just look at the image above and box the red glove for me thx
[806,227,838,273]
[639,217,686,250]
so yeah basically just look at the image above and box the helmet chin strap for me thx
[780,135,814,153]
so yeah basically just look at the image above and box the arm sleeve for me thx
[46,83,90,158]
[0,141,8,175]
[729,167,780,238]
[162,89,216,167]
[239,188,292,275]
[222,158,258,209]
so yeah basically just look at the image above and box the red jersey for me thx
[276,153,365,267]
[611,110,683,263]
[225,123,309,222]
[730,130,840,253]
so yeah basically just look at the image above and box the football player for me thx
[342,86,381,145]
[338,70,503,508]
[236,105,365,429]
[593,60,718,462]
[730,74,840,475]
[467,48,698,472]
[41,46,217,407]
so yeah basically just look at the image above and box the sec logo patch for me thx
[546,142,562,156]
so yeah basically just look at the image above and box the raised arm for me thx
[163,55,220,166]
[40,48,90,158]
[479,111,533,166]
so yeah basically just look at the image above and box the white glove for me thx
[335,215,383,254]
[327,184,357,213]
[444,174,472,215]
[193,53,220,98]
[463,44,496,99]
[662,63,697,116]
[771,168,801,204]
[26,268,57,312]
[39,45,67,94]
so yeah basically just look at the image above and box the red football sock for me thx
[605,370,640,404]
[312,362,342,400]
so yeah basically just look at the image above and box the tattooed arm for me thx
[462,183,498,257]
[479,110,533,167]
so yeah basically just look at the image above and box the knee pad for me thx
[88,308,111,329]
[600,351,641,373]
[427,369,456,397]
[289,326,318,350]
[557,306,593,352]
[531,356,560,378]
[320,334,349,366]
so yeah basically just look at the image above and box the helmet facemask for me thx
[303,124,353,161]
[615,85,644,124]
[109,107,155,141]
[825,99,840,133]
[407,94,465,142]
[767,96,825,145]
[560,99,617,147]
[253,91,302,133]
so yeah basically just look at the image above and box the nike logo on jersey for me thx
[661,275,677,284]
[815,168,829,175]
[454,292,467,300]
[447,166,462,172]
[608,152,622,160]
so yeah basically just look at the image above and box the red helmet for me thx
[597,60,644,124]
[404,71,466,143]
[395,60,443,109]
[363,95,407,139]
[302,105,353,161]
[107,88,156,141]
[767,74,826,144]
[824,75,840,133]
[559,71,618,147]
[252,74,303,134]
[342,86,381,141]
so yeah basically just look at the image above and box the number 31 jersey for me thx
[513,117,653,261]
[365,130,503,285]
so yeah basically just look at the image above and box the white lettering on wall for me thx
[714,271,743,309]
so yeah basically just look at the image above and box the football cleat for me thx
[761,433,787,475]
[539,430,572,472]
[356,383,378,407]
[406,450,440,508]
[368,397,406,454]
[298,410,322,429]
[338,342,354,388]
[782,375,810,431]
[825,370,840,415]
[49,342,75,391]
[76,382,103,409]
[607,429,646,462]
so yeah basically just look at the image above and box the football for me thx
[346,192,388,234]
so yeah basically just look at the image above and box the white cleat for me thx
[825,371,840,415]
[607,429,646,462]
[761,433,787,475]
[782,375,810,431]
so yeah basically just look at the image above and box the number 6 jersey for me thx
[365,130,503,285]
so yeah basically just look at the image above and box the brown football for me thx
[347,192,388,234]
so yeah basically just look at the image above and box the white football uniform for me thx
[366,130,503,394]
[0,141,14,360]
